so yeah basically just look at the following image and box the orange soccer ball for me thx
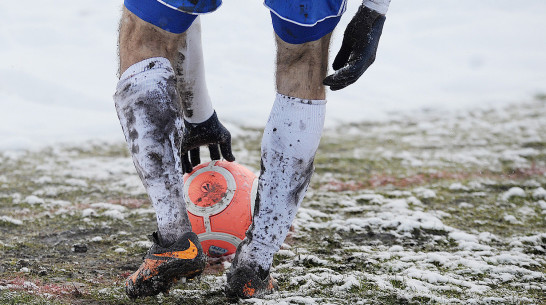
[183,161,257,257]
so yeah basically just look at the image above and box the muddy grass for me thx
[1,98,545,304]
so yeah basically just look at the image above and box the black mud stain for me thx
[126,107,136,126]
[128,129,139,141]
[131,143,139,154]
[251,160,266,219]
[288,158,314,206]
[174,50,194,118]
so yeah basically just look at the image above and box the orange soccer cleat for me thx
[225,257,277,299]
[125,231,206,299]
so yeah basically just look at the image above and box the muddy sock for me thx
[174,17,214,124]
[114,57,191,245]
[235,93,326,271]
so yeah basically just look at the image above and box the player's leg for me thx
[115,3,206,298]
[117,6,191,245]
[275,33,331,100]
[227,0,345,298]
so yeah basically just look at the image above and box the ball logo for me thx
[201,183,213,193]
[183,161,257,257]
[209,245,228,257]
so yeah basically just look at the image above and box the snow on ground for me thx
[1,1,546,150]
[1,98,544,304]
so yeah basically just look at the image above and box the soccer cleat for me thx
[125,231,206,299]
[225,261,277,299]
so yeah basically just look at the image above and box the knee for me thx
[276,35,330,67]
[119,7,184,74]
[276,33,331,76]
[276,38,313,68]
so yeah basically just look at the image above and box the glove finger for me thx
[220,140,235,162]
[329,84,346,91]
[190,147,200,167]
[208,144,221,160]
[181,153,193,174]
[323,64,359,89]
[332,39,353,71]
[326,16,386,90]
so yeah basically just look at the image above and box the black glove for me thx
[323,5,386,91]
[178,111,235,173]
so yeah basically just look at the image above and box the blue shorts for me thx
[124,0,347,44]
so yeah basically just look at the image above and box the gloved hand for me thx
[178,111,235,173]
[323,5,386,91]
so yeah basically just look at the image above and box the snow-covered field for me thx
[1,1,545,304]
[1,0,545,149]
[1,98,544,304]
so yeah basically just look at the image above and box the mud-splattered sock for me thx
[234,93,326,271]
[114,57,191,245]
[174,17,214,124]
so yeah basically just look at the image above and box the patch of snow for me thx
[449,231,478,243]
[277,250,296,258]
[449,183,469,191]
[296,255,328,266]
[523,180,540,187]
[134,240,153,249]
[33,176,52,184]
[0,216,23,225]
[81,209,97,218]
[458,202,474,208]
[532,187,546,200]
[54,208,69,215]
[102,210,125,220]
[501,187,526,201]
[517,206,534,216]
[333,275,360,291]
[24,195,45,205]
[478,232,498,243]
[114,248,127,253]
[388,245,404,252]
[65,178,88,187]
[414,188,436,199]
[503,214,521,224]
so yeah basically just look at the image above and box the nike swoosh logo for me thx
[154,239,199,260]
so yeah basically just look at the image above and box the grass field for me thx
[1,97,545,304]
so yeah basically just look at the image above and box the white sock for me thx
[114,57,191,245]
[235,93,326,271]
[175,17,214,124]
[362,0,391,15]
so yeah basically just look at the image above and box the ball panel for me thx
[198,232,242,257]
[187,171,228,208]
[187,213,206,235]
[209,199,252,239]
[183,162,236,217]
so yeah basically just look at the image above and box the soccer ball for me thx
[183,160,257,257]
